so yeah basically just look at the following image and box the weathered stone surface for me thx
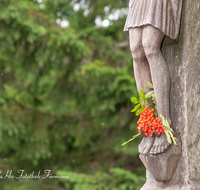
[141,0,200,189]
[184,0,200,186]
[139,134,182,183]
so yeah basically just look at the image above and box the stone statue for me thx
[123,1,200,189]
[124,0,183,156]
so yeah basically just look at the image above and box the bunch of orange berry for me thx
[137,107,164,137]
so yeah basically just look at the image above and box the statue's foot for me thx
[149,133,170,154]
[138,135,155,155]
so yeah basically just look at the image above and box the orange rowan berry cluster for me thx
[137,107,164,137]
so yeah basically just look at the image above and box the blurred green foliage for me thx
[0,0,145,189]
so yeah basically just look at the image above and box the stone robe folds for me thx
[124,0,183,39]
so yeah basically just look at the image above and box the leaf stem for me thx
[121,133,141,146]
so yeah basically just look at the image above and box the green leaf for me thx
[140,89,146,104]
[136,105,145,116]
[146,82,154,89]
[160,114,173,131]
[145,90,154,99]
[146,98,150,105]
[131,104,141,112]
[139,92,143,104]
[166,120,172,130]
[131,97,138,104]
[152,94,156,104]
[165,131,172,144]
[160,114,167,127]
[160,114,164,120]
[173,137,178,145]
[160,114,177,145]
[169,132,177,145]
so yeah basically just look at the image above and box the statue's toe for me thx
[157,145,161,154]
[138,136,155,155]
[149,146,156,154]
[143,146,149,155]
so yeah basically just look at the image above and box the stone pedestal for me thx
[141,1,200,189]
